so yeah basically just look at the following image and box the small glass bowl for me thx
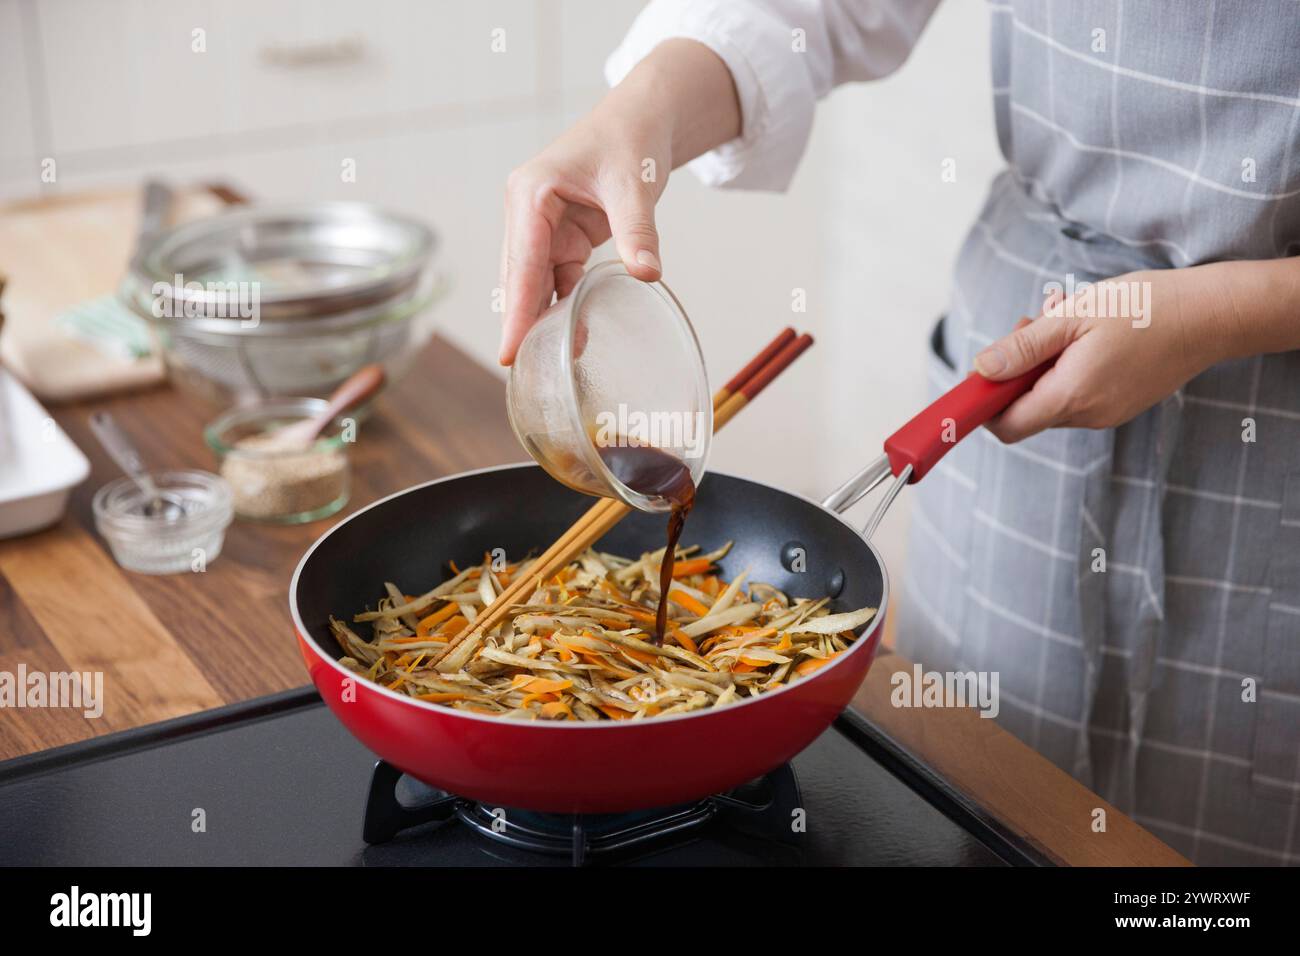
[506,260,712,514]
[92,470,233,575]
[204,397,352,524]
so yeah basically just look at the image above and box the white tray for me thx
[0,368,90,538]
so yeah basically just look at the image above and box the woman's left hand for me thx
[973,268,1228,443]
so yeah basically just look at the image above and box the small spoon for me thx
[261,364,386,451]
[88,411,186,519]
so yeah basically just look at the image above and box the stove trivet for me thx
[363,760,805,866]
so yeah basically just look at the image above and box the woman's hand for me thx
[973,268,1230,443]
[498,38,741,366]
[498,103,670,366]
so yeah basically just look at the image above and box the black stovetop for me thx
[0,689,1047,866]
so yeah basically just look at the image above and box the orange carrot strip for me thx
[540,700,573,719]
[512,676,573,694]
[438,614,468,636]
[416,602,459,636]
[795,654,838,676]
[557,637,611,655]
[670,558,715,578]
[667,624,699,654]
[669,589,711,617]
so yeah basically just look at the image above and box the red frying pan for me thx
[291,363,1049,813]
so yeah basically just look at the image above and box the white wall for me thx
[546,0,1003,579]
[816,1,1004,571]
[0,0,1002,577]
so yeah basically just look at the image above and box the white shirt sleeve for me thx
[605,0,943,191]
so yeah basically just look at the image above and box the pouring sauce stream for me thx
[598,445,696,643]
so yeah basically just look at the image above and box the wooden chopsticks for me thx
[433,327,814,663]
[713,326,795,407]
[714,331,813,429]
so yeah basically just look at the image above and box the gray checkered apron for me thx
[896,1,1300,864]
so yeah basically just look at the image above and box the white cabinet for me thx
[37,0,542,155]
[0,1,38,184]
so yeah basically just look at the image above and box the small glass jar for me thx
[93,470,233,574]
[205,397,352,523]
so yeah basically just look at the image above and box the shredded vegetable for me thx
[331,542,875,722]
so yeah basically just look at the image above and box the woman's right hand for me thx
[497,38,741,365]
[497,94,671,365]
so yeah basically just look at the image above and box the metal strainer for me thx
[120,201,445,404]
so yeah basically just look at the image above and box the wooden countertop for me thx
[0,336,521,750]
[0,338,1187,866]
[852,649,1188,866]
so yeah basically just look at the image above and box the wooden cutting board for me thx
[0,185,234,402]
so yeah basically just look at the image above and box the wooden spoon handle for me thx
[288,364,386,444]
[322,364,385,421]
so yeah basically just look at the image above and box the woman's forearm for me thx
[594,38,742,170]
[1196,256,1300,363]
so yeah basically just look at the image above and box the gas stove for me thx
[0,689,1047,866]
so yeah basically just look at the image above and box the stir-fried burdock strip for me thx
[331,542,876,722]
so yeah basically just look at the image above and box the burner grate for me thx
[363,761,804,866]
[458,801,717,866]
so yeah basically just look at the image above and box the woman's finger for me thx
[974,312,1076,380]
[500,181,562,366]
[550,215,596,275]
[984,369,1072,443]
[554,260,586,300]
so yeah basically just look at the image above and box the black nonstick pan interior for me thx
[294,464,886,657]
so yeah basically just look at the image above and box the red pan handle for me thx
[884,361,1053,482]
